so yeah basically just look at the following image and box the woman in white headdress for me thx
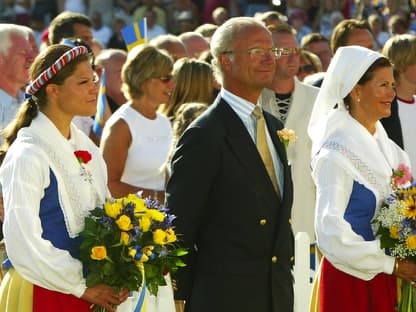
[309,45,416,311]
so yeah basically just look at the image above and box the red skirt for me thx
[33,285,92,312]
[319,258,397,312]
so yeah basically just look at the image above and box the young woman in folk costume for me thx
[0,44,128,312]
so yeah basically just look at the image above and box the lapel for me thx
[264,111,294,252]
[264,112,288,166]
[216,98,280,204]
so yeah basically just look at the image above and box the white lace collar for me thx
[18,113,108,237]
[314,110,409,202]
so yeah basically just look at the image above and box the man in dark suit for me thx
[165,17,294,312]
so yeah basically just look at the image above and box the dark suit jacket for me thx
[166,97,294,312]
[381,97,404,149]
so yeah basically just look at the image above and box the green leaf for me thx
[171,248,188,257]
[103,261,114,275]
[175,259,187,267]
[86,273,102,287]
[146,281,159,297]
[374,226,398,249]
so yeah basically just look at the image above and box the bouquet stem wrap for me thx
[399,280,416,312]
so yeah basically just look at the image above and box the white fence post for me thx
[294,232,313,312]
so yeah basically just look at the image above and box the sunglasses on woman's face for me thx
[298,64,316,74]
[158,74,174,83]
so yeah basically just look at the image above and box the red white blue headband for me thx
[25,46,89,98]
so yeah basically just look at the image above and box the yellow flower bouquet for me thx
[373,164,416,311]
[79,192,187,308]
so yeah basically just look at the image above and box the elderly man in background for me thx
[0,24,34,204]
[260,23,319,244]
[0,23,34,277]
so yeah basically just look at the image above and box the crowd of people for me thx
[1,0,416,311]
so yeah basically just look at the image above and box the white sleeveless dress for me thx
[104,103,175,312]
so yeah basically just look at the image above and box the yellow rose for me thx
[147,209,165,222]
[406,235,416,249]
[91,246,107,260]
[116,215,133,231]
[104,200,123,219]
[139,215,152,232]
[165,228,177,243]
[389,226,400,239]
[153,229,168,245]
[126,194,147,216]
[120,231,130,245]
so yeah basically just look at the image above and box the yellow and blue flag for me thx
[121,18,148,51]
[92,69,107,138]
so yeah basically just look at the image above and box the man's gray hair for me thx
[95,48,127,66]
[210,17,267,84]
[0,24,29,56]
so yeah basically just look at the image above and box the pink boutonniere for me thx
[391,163,412,189]
[74,150,92,164]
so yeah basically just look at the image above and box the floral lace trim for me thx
[79,165,93,184]
[323,141,390,199]
[23,136,99,238]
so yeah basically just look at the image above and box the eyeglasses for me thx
[298,64,316,74]
[223,47,282,59]
[157,74,173,83]
[278,47,301,56]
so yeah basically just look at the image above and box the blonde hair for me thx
[172,102,208,143]
[121,44,173,100]
[382,34,416,80]
[159,57,214,118]
[300,50,322,72]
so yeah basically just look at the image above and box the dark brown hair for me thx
[330,19,372,53]
[49,11,92,45]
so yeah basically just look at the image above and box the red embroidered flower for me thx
[74,150,92,164]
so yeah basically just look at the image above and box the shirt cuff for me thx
[383,256,396,275]
[73,281,87,298]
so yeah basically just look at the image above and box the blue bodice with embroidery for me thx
[344,181,376,241]
[39,170,82,259]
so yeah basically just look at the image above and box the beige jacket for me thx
[260,77,319,240]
